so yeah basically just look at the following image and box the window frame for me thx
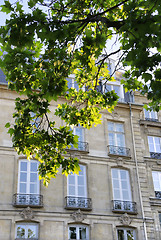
[67,165,87,198]
[16,222,38,239]
[148,136,161,153]
[68,224,89,240]
[18,159,40,195]
[108,122,125,147]
[117,228,136,240]
[111,168,132,201]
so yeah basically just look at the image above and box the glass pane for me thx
[69,186,75,196]
[31,162,38,172]
[127,230,134,240]
[78,176,84,185]
[30,183,37,194]
[116,133,125,147]
[108,122,114,131]
[113,85,120,97]
[30,173,37,183]
[122,190,130,200]
[120,170,127,180]
[28,225,37,238]
[117,229,124,240]
[20,161,27,171]
[114,189,121,199]
[113,179,119,188]
[109,133,115,145]
[78,186,85,197]
[20,172,27,182]
[67,78,72,89]
[116,124,124,133]
[105,84,112,93]
[112,169,118,179]
[17,226,25,238]
[20,183,26,193]
[68,175,75,184]
[144,109,149,119]
[75,128,83,142]
[80,227,86,239]
[79,165,84,175]
[121,180,128,190]
[69,227,77,239]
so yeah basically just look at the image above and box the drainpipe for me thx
[129,102,148,240]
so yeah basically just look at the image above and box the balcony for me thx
[108,145,131,157]
[112,200,137,214]
[155,191,161,199]
[13,194,43,207]
[15,239,38,240]
[65,196,92,210]
[69,141,89,152]
[145,117,158,122]
[150,152,161,159]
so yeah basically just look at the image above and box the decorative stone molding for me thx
[119,213,132,226]
[70,209,86,222]
[20,207,34,220]
[110,112,120,120]
[116,157,124,167]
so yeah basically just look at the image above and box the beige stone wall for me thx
[0,84,161,239]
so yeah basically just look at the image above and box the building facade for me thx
[0,70,161,239]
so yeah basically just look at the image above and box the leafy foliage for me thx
[1,0,161,184]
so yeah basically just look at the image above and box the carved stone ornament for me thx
[70,209,86,222]
[110,112,120,120]
[20,207,34,220]
[119,213,132,226]
[117,157,124,167]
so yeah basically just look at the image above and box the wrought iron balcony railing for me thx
[15,239,38,240]
[69,141,89,152]
[108,145,131,157]
[65,196,92,210]
[150,152,161,159]
[145,117,158,122]
[112,200,137,214]
[155,191,161,199]
[13,194,43,207]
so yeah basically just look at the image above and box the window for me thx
[68,165,87,198]
[67,77,79,91]
[144,109,158,121]
[152,171,161,198]
[68,225,89,240]
[16,223,38,239]
[107,122,130,156]
[14,159,42,207]
[105,82,124,102]
[159,213,161,227]
[66,165,92,210]
[18,160,39,195]
[148,136,161,159]
[117,228,136,240]
[70,126,88,152]
[112,169,132,202]
[111,169,136,213]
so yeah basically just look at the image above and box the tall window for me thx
[70,126,88,151]
[16,159,41,206]
[144,109,158,121]
[111,169,132,202]
[152,171,161,198]
[67,165,87,198]
[108,122,127,156]
[117,228,136,240]
[148,136,161,153]
[18,160,39,195]
[68,225,89,240]
[16,223,38,239]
